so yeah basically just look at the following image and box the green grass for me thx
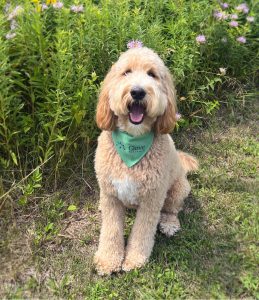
[0,104,258,299]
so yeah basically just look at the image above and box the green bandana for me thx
[112,129,154,167]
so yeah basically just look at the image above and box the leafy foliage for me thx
[0,0,258,191]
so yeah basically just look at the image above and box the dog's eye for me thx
[147,70,157,78]
[123,69,132,76]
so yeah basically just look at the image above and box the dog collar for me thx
[112,129,154,168]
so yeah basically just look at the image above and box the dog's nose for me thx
[130,86,146,101]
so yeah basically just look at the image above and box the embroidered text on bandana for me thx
[112,129,154,167]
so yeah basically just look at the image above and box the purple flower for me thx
[213,10,228,20]
[196,35,206,44]
[230,14,238,20]
[6,32,16,39]
[7,5,23,20]
[176,113,182,121]
[236,3,249,14]
[220,2,229,9]
[70,5,84,13]
[236,36,246,43]
[246,16,255,22]
[42,4,48,11]
[127,40,143,49]
[53,1,63,9]
[10,19,18,30]
[229,20,238,27]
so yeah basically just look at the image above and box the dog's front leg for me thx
[122,195,163,271]
[94,192,125,275]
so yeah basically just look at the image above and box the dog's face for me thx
[96,47,177,136]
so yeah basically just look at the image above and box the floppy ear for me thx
[96,69,116,131]
[155,68,177,134]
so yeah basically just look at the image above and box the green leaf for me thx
[67,204,77,211]
[18,196,27,206]
[74,110,86,125]
[10,151,18,166]
[33,183,42,189]
[45,222,54,233]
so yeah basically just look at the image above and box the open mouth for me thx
[128,102,146,125]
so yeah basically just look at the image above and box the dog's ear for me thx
[155,68,177,134]
[96,68,116,131]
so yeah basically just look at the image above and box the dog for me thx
[94,46,198,275]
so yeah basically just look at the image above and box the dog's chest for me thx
[111,176,139,206]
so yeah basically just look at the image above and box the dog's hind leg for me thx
[159,177,191,236]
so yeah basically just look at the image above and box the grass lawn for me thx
[1,103,258,299]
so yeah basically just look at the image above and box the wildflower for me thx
[220,2,229,9]
[219,68,226,75]
[46,0,57,4]
[213,10,228,20]
[10,20,18,30]
[6,32,16,39]
[127,40,143,49]
[176,113,182,121]
[7,5,23,20]
[246,16,255,22]
[42,4,48,11]
[196,35,206,44]
[70,5,84,13]
[32,1,42,13]
[221,37,228,43]
[229,20,238,27]
[243,7,249,14]
[230,14,238,20]
[53,1,63,9]
[236,3,249,14]
[236,36,246,43]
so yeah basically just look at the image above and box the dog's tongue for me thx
[129,103,145,123]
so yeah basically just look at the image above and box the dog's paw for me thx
[159,213,181,237]
[122,253,148,272]
[94,252,123,275]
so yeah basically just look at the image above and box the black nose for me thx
[130,86,146,101]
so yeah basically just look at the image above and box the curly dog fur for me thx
[94,47,198,275]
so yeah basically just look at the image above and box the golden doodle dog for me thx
[94,45,198,275]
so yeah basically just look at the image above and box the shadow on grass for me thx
[151,193,245,298]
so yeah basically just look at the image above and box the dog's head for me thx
[96,47,177,136]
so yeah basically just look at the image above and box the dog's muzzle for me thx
[130,86,146,101]
[128,86,146,125]
[128,101,146,125]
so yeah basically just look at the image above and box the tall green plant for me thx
[0,0,258,198]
